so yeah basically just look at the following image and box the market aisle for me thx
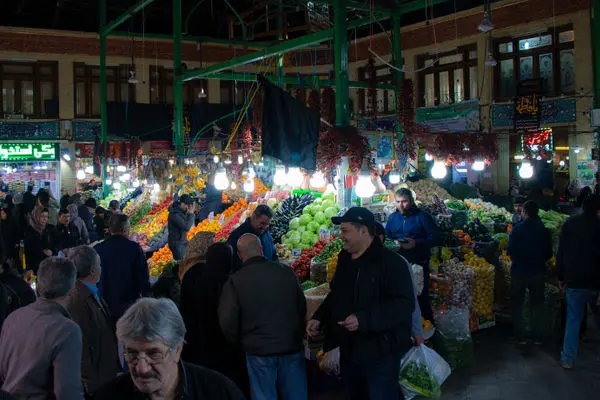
[440,324,600,400]
[308,323,600,400]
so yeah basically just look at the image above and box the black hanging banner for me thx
[260,77,319,171]
[514,80,540,134]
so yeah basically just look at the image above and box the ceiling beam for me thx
[101,0,156,36]
[313,0,393,15]
[399,0,450,14]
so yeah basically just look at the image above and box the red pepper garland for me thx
[396,79,418,160]
[366,56,378,121]
[308,89,320,116]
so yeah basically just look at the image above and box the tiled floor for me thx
[309,323,600,399]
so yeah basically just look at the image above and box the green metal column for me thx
[592,0,600,165]
[173,0,184,157]
[100,0,109,197]
[333,0,349,126]
[277,1,284,87]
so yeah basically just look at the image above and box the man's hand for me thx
[413,335,425,346]
[339,314,359,332]
[43,249,52,257]
[401,238,416,250]
[307,320,321,337]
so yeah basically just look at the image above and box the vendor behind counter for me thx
[197,178,223,222]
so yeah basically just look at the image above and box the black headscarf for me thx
[205,242,233,276]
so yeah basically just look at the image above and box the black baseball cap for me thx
[331,207,376,230]
[513,195,526,205]
[179,194,194,205]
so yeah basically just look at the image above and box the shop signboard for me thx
[416,100,480,132]
[150,141,171,152]
[0,143,58,161]
[577,161,597,187]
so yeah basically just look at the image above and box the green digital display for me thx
[0,143,58,162]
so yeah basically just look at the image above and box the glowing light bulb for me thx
[117,165,127,172]
[85,166,94,174]
[243,178,255,193]
[214,167,229,190]
[287,167,304,188]
[355,171,375,198]
[519,161,534,179]
[133,179,140,188]
[237,155,243,165]
[310,171,326,188]
[431,161,447,180]
[113,181,120,189]
[425,153,434,162]
[213,155,219,163]
[153,183,161,192]
[273,165,287,186]
[388,171,401,184]
[106,179,113,185]
[76,169,85,180]
[230,181,237,190]
[471,160,485,172]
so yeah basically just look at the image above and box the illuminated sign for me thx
[0,143,58,161]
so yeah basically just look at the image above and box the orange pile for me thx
[149,244,173,264]
[253,177,268,196]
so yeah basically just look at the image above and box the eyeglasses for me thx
[123,349,169,365]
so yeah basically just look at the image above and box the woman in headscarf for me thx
[23,207,58,274]
[152,231,215,305]
[66,203,89,244]
[179,240,249,396]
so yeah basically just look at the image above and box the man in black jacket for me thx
[557,195,600,369]
[56,209,84,252]
[95,298,244,400]
[219,233,307,400]
[167,194,196,261]
[307,207,415,400]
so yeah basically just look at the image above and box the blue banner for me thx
[0,121,59,140]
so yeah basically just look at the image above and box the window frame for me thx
[73,63,136,118]
[149,65,208,106]
[493,24,575,100]
[0,61,58,118]
[416,44,477,107]
[357,65,396,115]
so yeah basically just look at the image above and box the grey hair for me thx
[238,233,262,258]
[36,257,77,299]
[116,298,186,350]
[67,245,100,278]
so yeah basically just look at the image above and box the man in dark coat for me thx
[95,214,150,322]
[507,200,553,345]
[227,205,278,272]
[557,195,600,369]
[56,209,84,252]
[167,194,196,261]
[79,198,96,241]
[65,245,121,395]
[308,207,415,399]
[22,185,36,215]
[385,188,440,321]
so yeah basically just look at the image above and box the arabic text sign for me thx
[0,143,58,161]
[514,94,540,133]
[416,100,481,132]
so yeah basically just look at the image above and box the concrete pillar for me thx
[58,59,74,123]
[59,141,76,196]
[208,79,221,104]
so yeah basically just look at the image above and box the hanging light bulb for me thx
[325,183,336,194]
[237,154,244,165]
[213,155,219,163]
[287,167,304,188]
[355,170,376,198]
[85,165,94,174]
[425,153,434,161]
[127,70,138,84]
[121,173,131,181]
[246,162,256,179]
[478,11,494,32]
[471,160,485,172]
[117,165,127,172]
[310,171,326,188]
[133,179,140,188]
[153,183,161,192]
[76,169,86,180]
[388,171,401,185]
[230,181,237,190]
[106,178,113,185]
[62,153,71,161]
[273,165,287,186]
[224,157,232,165]
[198,87,207,99]
[559,160,565,167]
[214,166,229,190]
[113,181,121,189]
[431,161,448,180]
[142,179,148,185]
[243,177,255,193]
[485,52,497,67]
[519,161,534,179]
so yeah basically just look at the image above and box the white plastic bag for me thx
[318,347,340,377]
[399,345,451,399]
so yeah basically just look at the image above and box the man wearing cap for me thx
[167,194,197,261]
[307,207,415,399]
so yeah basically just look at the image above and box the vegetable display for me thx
[463,218,493,242]
[442,258,474,310]
[463,252,495,322]
[327,252,339,281]
[397,180,455,203]
[282,192,339,250]
[464,198,511,224]
[313,238,343,263]
[291,241,327,280]
[269,193,314,242]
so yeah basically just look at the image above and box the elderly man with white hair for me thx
[0,256,83,399]
[95,297,245,400]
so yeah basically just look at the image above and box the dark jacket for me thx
[56,222,83,251]
[94,361,245,400]
[0,217,20,261]
[512,212,523,226]
[95,235,150,320]
[65,281,120,394]
[167,203,195,245]
[152,265,181,305]
[10,205,26,241]
[219,256,306,357]
[78,204,95,235]
[198,185,223,221]
[0,299,83,400]
[313,238,415,363]
[385,207,441,264]
[507,216,553,276]
[22,191,35,215]
[23,225,59,274]
[94,215,106,239]
[227,219,278,272]
[0,270,36,328]
[557,214,600,290]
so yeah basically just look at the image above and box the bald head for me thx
[237,233,263,262]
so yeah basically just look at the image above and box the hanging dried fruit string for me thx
[308,89,320,115]
[366,56,378,122]
[396,79,418,160]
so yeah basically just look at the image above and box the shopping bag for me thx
[317,347,340,377]
[399,345,451,399]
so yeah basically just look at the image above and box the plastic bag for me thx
[317,347,340,377]
[399,345,451,399]
[411,264,424,296]
[434,308,474,371]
